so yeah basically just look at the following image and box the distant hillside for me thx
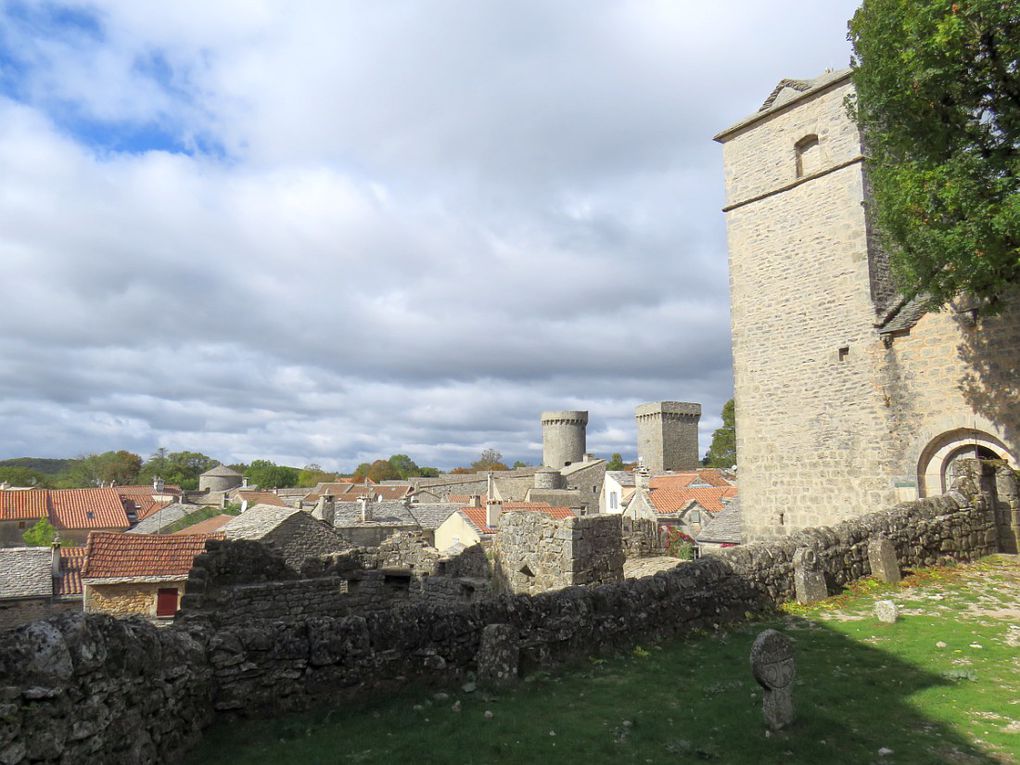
[0,457,77,475]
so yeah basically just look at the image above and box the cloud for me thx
[0,0,860,470]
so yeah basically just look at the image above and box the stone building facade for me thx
[715,69,1019,541]
[635,401,701,472]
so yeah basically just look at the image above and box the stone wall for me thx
[621,517,661,558]
[0,599,79,634]
[0,489,1000,764]
[85,582,185,618]
[492,513,624,595]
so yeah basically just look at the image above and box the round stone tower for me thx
[533,466,565,490]
[541,410,588,468]
[198,464,243,493]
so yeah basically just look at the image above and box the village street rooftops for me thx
[235,491,287,507]
[0,489,50,521]
[114,484,182,497]
[49,488,130,530]
[647,486,738,515]
[126,503,194,534]
[406,503,461,530]
[82,532,218,580]
[606,471,636,487]
[332,501,419,527]
[649,470,734,489]
[222,504,303,539]
[173,515,234,535]
[306,484,412,502]
[459,504,575,536]
[696,499,743,545]
[0,547,52,599]
[57,547,86,596]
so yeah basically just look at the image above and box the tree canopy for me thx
[244,460,300,489]
[471,449,509,472]
[848,0,1020,309]
[22,517,56,547]
[56,451,142,488]
[704,399,736,468]
[605,453,626,471]
[138,449,219,490]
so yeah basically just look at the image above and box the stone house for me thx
[0,489,50,547]
[715,68,1019,542]
[324,499,460,547]
[0,547,56,631]
[623,472,738,538]
[695,499,743,555]
[222,504,348,572]
[81,532,217,619]
[600,470,636,514]
[434,501,574,551]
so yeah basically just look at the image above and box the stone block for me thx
[792,547,827,604]
[750,629,795,731]
[868,536,900,583]
[476,624,519,688]
[874,600,898,623]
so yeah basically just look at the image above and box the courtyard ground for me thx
[187,555,1020,765]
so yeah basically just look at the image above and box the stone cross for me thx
[868,536,901,584]
[476,624,519,688]
[750,629,796,731]
[793,547,827,604]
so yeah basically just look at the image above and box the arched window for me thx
[795,134,820,178]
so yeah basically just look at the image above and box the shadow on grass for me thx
[186,608,1009,765]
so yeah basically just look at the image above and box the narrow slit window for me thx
[795,134,820,178]
[838,346,850,362]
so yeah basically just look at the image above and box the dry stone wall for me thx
[492,513,624,595]
[0,489,999,764]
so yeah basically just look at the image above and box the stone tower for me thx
[635,401,701,472]
[715,69,1019,542]
[541,410,588,468]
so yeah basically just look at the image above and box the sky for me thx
[0,0,862,472]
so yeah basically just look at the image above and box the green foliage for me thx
[470,449,509,472]
[0,466,51,487]
[605,453,626,471]
[0,457,74,475]
[138,449,220,490]
[297,465,336,488]
[512,460,528,469]
[244,460,300,489]
[56,450,143,488]
[22,517,56,546]
[417,467,440,478]
[848,0,1020,309]
[387,454,419,479]
[663,528,696,560]
[162,505,241,535]
[704,399,736,468]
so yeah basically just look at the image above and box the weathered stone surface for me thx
[868,537,901,584]
[750,629,796,731]
[874,600,898,624]
[476,624,519,688]
[792,547,827,604]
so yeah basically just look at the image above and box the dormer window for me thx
[795,134,820,178]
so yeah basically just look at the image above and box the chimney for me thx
[241,476,249,489]
[485,499,502,530]
[220,492,228,509]
[469,494,482,508]
[50,539,61,579]
[358,496,371,523]
[153,476,164,493]
[486,472,495,503]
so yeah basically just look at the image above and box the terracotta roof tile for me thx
[172,514,234,535]
[58,547,86,596]
[649,470,734,490]
[134,499,174,521]
[114,484,182,497]
[459,504,575,535]
[0,489,51,522]
[647,486,738,515]
[82,531,219,580]
[49,488,130,531]
[236,491,287,507]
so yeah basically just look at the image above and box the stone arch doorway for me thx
[916,428,1014,498]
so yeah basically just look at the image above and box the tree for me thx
[244,460,300,489]
[512,460,528,469]
[56,451,142,487]
[471,449,508,472]
[704,399,736,468]
[387,454,420,479]
[297,464,335,488]
[606,453,626,471]
[139,450,219,490]
[22,517,56,547]
[0,466,50,487]
[848,0,1020,310]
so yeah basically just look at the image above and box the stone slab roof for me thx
[607,471,636,487]
[0,547,52,600]
[405,503,461,530]
[560,459,605,476]
[714,68,852,142]
[200,464,242,477]
[877,294,932,334]
[696,499,743,545]
[126,503,194,534]
[82,532,218,580]
[332,501,418,527]
[223,505,301,540]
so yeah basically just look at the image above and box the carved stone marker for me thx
[793,547,827,604]
[868,536,901,584]
[875,600,899,623]
[750,629,796,731]
[476,624,519,688]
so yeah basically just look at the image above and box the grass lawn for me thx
[187,555,1020,765]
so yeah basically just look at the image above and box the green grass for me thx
[187,555,1020,765]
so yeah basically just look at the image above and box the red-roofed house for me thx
[81,532,218,619]
[49,488,131,545]
[624,473,739,538]
[0,489,50,546]
[434,501,574,551]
